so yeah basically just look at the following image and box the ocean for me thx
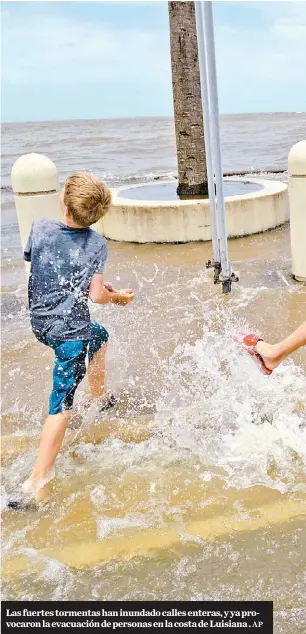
[2,112,305,195]
[2,111,305,266]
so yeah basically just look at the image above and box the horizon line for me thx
[2,111,305,125]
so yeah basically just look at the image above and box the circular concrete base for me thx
[97,178,288,243]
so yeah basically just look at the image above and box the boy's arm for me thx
[89,274,134,305]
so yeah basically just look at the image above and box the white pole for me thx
[195,0,220,265]
[203,1,231,284]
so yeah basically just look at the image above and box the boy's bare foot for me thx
[22,476,51,502]
[255,341,283,371]
[80,392,117,411]
[7,479,50,511]
[96,393,118,412]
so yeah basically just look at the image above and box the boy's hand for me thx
[114,289,135,305]
[104,282,117,293]
[89,275,134,305]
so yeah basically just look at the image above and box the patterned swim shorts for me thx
[41,321,109,415]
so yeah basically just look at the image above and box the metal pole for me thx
[194,0,220,267]
[203,1,231,288]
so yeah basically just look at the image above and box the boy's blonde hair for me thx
[64,172,111,227]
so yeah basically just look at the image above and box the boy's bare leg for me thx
[256,321,306,370]
[87,344,107,400]
[23,411,71,500]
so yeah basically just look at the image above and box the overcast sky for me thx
[2,1,306,122]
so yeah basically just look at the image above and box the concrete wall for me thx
[101,179,288,243]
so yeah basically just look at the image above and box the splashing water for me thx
[2,235,306,621]
[155,311,306,493]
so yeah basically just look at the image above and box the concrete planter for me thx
[11,154,288,248]
[99,178,288,243]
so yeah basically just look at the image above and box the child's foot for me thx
[68,411,85,429]
[255,341,283,371]
[82,393,118,414]
[7,474,52,510]
[97,393,118,412]
[235,334,284,375]
[7,490,37,511]
[7,483,38,511]
[78,394,116,410]
[22,476,50,501]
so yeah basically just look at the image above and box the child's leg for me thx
[87,322,109,401]
[23,340,87,499]
[23,411,71,498]
[256,320,306,370]
[87,343,108,399]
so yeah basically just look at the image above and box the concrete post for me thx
[11,153,61,259]
[288,141,306,282]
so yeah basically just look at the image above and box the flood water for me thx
[118,179,263,201]
[1,115,306,630]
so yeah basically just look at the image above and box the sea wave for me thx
[0,168,288,194]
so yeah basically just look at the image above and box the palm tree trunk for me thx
[168,1,208,197]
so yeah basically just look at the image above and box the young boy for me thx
[9,172,134,508]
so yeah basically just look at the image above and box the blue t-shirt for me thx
[24,219,108,341]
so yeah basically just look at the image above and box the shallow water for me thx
[117,180,263,200]
[2,228,306,630]
[1,114,306,626]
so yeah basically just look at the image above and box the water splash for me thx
[155,311,306,492]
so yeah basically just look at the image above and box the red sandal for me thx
[236,334,273,376]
